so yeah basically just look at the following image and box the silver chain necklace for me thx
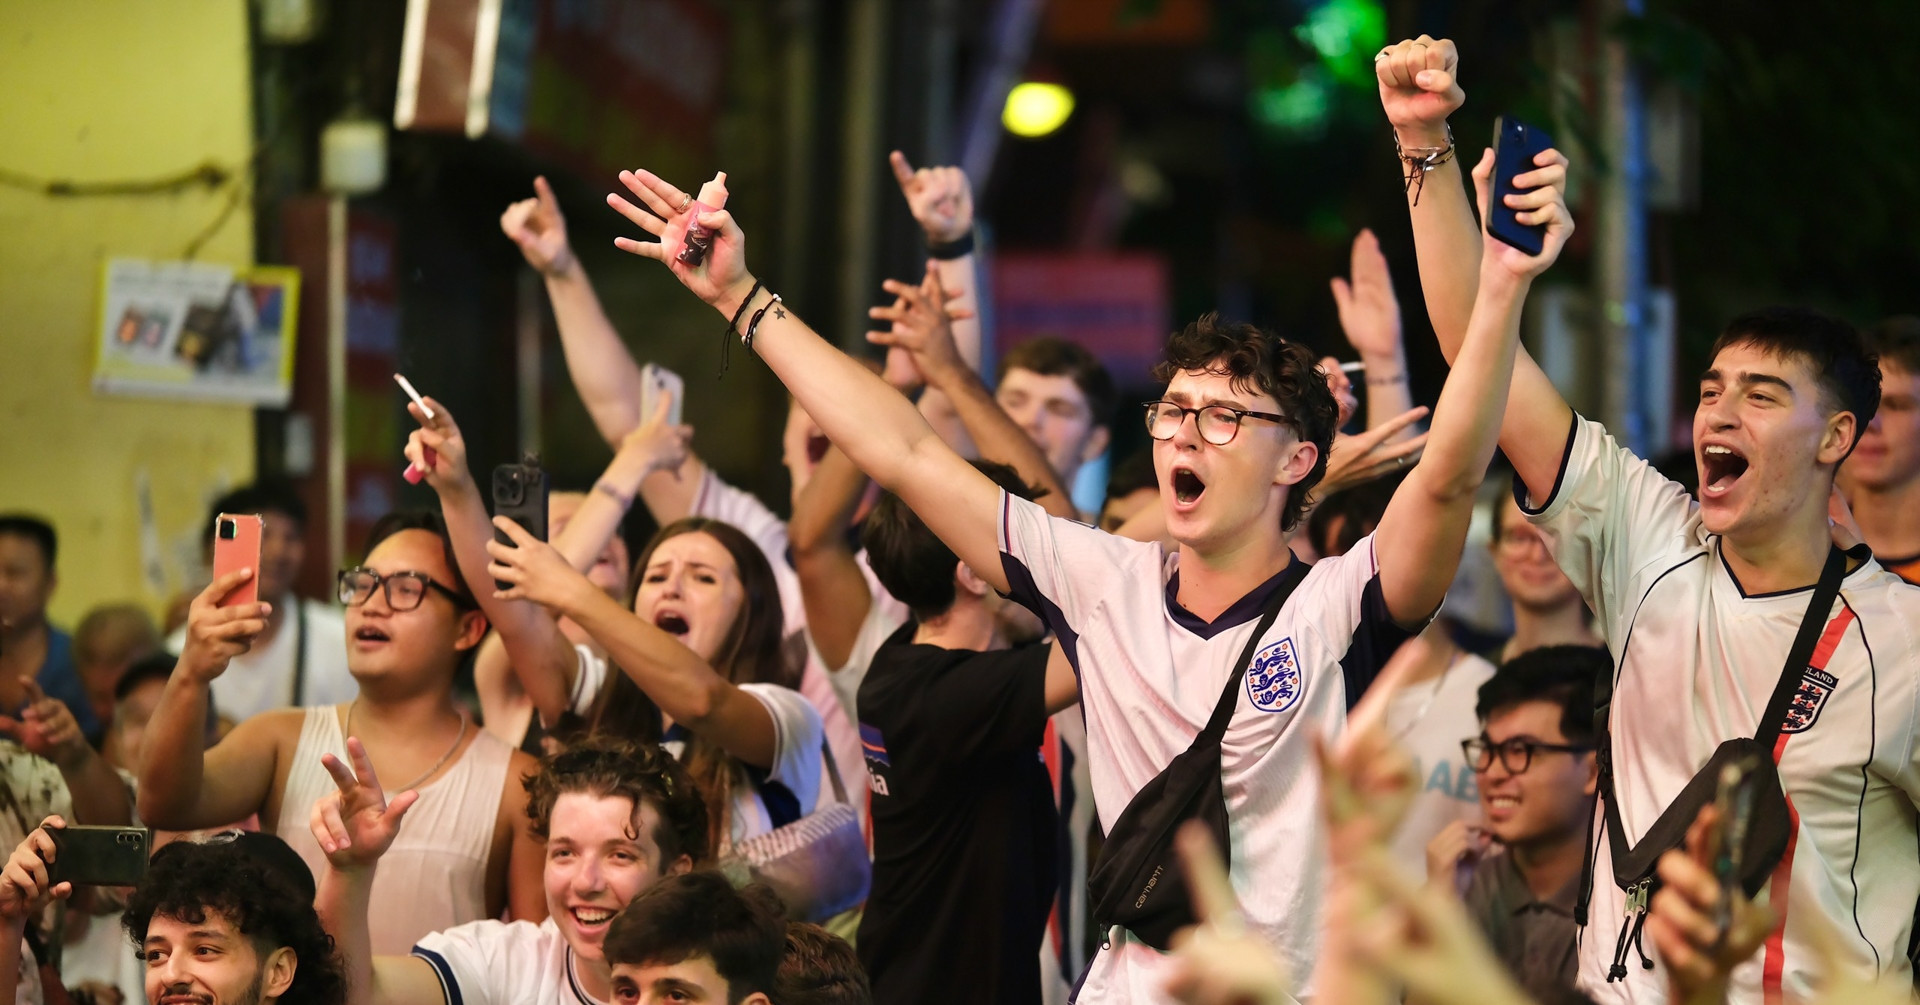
[344,699,470,793]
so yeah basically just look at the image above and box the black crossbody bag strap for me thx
[1201,560,1313,743]
[1752,544,1861,750]
[1578,543,1862,928]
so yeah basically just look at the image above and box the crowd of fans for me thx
[5,34,1920,1005]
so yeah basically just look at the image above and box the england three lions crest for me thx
[1246,637,1303,714]
[1780,668,1838,734]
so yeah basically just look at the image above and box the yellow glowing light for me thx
[1003,82,1075,138]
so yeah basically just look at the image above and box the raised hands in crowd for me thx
[16,23,1920,1005]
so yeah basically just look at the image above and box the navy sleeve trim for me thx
[1340,575,1417,709]
[1001,553,1083,682]
[1515,411,1581,516]
[409,946,462,1005]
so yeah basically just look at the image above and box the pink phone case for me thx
[211,513,264,608]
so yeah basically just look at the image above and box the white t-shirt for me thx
[1384,652,1497,878]
[1529,415,1920,1004]
[570,652,825,850]
[412,917,605,1005]
[997,492,1414,1001]
[692,469,904,818]
[165,596,357,720]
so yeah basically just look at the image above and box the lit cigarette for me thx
[394,374,435,420]
[1339,361,1366,374]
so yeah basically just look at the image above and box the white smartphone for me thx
[640,363,684,426]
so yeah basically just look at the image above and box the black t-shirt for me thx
[854,623,1059,1005]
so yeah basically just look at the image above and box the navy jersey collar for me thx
[1166,557,1308,640]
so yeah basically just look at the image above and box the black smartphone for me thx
[48,826,151,887]
[492,455,550,590]
[1709,756,1761,943]
[1489,115,1554,256]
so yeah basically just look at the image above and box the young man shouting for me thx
[1381,33,1920,1002]
[604,137,1571,998]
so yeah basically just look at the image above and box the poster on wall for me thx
[93,258,301,406]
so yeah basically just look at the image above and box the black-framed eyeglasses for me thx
[1461,735,1591,775]
[1143,400,1291,446]
[337,568,472,612]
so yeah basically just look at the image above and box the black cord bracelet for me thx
[719,280,765,376]
[927,231,975,260]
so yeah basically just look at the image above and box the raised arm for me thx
[888,151,983,453]
[487,519,785,769]
[1378,36,1574,503]
[504,176,646,444]
[310,741,450,1005]
[788,445,874,671]
[1371,147,1573,624]
[608,168,1010,593]
[12,685,131,825]
[403,398,577,726]
[136,571,283,828]
[868,263,1076,519]
[1331,229,1417,436]
[471,396,692,731]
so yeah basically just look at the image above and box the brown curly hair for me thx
[524,737,712,865]
[1152,312,1339,532]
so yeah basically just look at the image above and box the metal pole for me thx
[835,0,887,351]
[326,194,347,572]
[1596,0,1654,455]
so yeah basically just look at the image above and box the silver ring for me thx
[677,193,693,212]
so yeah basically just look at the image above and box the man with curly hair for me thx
[2,817,347,1005]
[309,737,708,1005]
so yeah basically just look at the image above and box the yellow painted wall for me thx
[0,1,256,627]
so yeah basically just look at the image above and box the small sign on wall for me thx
[93,258,301,406]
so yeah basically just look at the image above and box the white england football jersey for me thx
[1527,415,1920,1005]
[998,492,1414,1002]
[412,917,606,1005]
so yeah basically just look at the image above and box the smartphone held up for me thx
[211,513,263,609]
[1488,116,1554,256]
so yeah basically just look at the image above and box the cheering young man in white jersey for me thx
[603,143,1570,998]
[1379,34,1920,1004]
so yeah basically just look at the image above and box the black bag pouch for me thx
[1086,560,1309,951]
[1578,544,1862,982]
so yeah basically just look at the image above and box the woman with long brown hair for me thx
[406,400,824,856]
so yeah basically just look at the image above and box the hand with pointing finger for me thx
[311,738,420,873]
[889,151,974,244]
[501,175,576,278]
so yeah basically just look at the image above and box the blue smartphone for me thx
[1489,116,1554,256]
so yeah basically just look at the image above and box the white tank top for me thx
[274,705,513,954]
